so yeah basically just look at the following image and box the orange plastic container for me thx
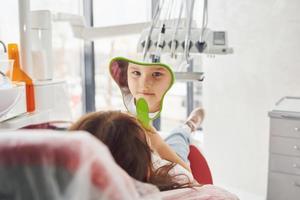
[7,43,35,112]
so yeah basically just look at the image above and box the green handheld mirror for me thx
[109,57,174,127]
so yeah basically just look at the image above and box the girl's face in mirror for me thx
[127,63,172,113]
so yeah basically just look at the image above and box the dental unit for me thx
[0,0,233,128]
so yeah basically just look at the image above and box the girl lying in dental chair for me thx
[69,110,200,191]
[0,128,238,200]
[68,108,238,200]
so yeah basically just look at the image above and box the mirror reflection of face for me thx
[127,63,172,113]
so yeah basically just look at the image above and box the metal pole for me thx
[187,59,194,116]
[82,0,95,113]
[151,0,161,130]
[186,0,195,116]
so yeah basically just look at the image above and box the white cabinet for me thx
[268,97,300,200]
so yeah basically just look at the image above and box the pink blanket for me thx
[159,185,239,200]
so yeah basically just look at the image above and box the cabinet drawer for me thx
[267,172,300,200]
[270,137,300,156]
[270,154,300,176]
[271,118,300,138]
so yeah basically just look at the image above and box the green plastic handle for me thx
[136,98,151,128]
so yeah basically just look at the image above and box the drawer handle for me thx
[294,182,300,187]
[294,145,300,150]
[295,127,300,132]
[281,115,300,120]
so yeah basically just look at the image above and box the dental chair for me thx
[0,130,237,200]
[188,145,213,184]
[22,122,214,185]
[160,130,213,185]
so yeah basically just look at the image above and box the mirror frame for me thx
[109,56,175,120]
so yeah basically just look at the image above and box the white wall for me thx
[201,0,300,197]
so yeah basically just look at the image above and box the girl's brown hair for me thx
[69,111,194,191]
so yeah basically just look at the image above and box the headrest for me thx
[0,130,158,200]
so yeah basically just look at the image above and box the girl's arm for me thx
[145,127,191,172]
